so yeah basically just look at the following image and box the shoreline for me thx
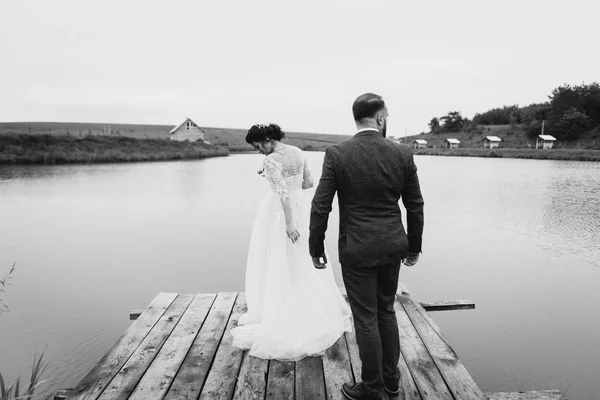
[3,133,600,166]
[0,133,229,165]
[412,147,600,162]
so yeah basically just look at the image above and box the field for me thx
[0,122,352,152]
[394,124,600,150]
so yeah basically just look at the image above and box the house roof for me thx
[538,134,556,141]
[413,139,427,144]
[169,118,201,134]
[446,138,460,144]
[485,136,502,142]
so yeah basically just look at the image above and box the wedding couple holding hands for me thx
[230,93,425,400]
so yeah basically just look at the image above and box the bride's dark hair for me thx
[245,123,286,144]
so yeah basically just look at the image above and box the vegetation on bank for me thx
[402,124,600,151]
[0,123,351,153]
[412,148,600,162]
[425,82,600,143]
[0,134,229,165]
[403,81,600,160]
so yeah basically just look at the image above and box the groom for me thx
[309,93,424,400]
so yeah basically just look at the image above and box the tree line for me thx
[427,82,600,141]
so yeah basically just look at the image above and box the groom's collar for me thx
[355,128,381,137]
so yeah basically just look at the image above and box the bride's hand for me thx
[286,224,300,243]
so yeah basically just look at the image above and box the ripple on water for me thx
[2,156,600,400]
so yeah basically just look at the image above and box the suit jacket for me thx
[309,129,424,268]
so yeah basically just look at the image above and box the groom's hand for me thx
[312,254,327,269]
[403,252,420,267]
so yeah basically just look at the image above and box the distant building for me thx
[484,136,501,149]
[413,139,427,149]
[537,134,556,149]
[444,138,460,149]
[170,118,205,142]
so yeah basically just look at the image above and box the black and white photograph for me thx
[1,1,599,399]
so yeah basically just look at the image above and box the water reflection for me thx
[1,156,599,400]
[541,162,600,265]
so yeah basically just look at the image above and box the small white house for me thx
[170,118,205,142]
[445,138,460,149]
[413,139,427,149]
[537,134,556,149]
[484,136,501,149]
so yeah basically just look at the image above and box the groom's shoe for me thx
[383,376,400,397]
[384,385,400,397]
[342,382,389,400]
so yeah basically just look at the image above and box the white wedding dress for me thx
[230,144,352,361]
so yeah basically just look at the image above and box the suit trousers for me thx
[341,262,401,395]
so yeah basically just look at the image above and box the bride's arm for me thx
[302,157,314,189]
[264,157,298,242]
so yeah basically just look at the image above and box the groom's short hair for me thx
[352,93,386,121]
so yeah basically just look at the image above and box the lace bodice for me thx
[261,145,310,200]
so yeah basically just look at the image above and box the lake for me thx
[1,153,599,400]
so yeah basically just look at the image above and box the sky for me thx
[1,0,599,136]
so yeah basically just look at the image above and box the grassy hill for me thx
[396,124,600,150]
[390,124,600,161]
[0,122,351,151]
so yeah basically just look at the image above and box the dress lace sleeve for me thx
[263,156,290,201]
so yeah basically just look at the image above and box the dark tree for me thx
[440,111,464,131]
[429,117,440,131]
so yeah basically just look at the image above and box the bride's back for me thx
[267,144,304,179]
[263,143,314,197]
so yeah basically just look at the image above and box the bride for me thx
[230,123,352,361]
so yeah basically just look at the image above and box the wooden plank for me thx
[343,292,420,399]
[420,300,475,312]
[396,351,422,400]
[398,286,449,343]
[344,330,361,384]
[53,389,73,399]
[323,335,353,400]
[96,293,196,400]
[394,297,453,400]
[344,329,421,400]
[399,294,485,400]
[233,352,269,400]
[129,310,143,320]
[295,357,326,400]
[199,293,247,400]
[485,390,565,400]
[126,293,217,400]
[266,361,295,399]
[340,295,360,384]
[67,292,179,400]
[164,292,237,400]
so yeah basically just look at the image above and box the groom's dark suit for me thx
[309,129,424,396]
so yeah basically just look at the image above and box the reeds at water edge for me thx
[0,350,52,400]
[1,264,52,400]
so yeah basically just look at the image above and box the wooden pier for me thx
[55,288,564,400]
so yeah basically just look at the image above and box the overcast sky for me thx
[1,0,598,136]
